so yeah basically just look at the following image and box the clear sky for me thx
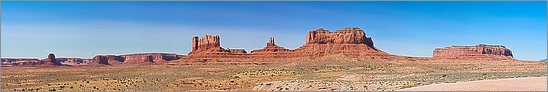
[1,2,546,60]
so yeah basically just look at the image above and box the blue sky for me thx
[1,2,546,60]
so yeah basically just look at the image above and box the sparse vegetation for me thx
[2,59,546,91]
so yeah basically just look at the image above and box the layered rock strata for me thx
[433,44,513,59]
[305,28,375,49]
[294,28,390,58]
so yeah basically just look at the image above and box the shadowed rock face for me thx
[43,53,63,66]
[433,44,513,59]
[92,55,111,65]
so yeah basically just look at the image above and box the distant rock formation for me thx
[1,58,42,67]
[251,37,292,53]
[91,53,183,65]
[182,28,402,62]
[293,28,388,58]
[42,53,63,66]
[433,44,513,59]
[56,58,93,65]
[306,28,375,48]
[190,35,229,55]
[1,53,71,66]
[92,55,111,65]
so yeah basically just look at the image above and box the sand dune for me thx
[399,77,547,91]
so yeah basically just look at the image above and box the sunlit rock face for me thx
[182,27,402,62]
[433,44,513,59]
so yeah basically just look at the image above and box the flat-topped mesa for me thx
[251,37,293,53]
[2,54,94,67]
[306,28,374,46]
[190,35,230,54]
[433,44,514,59]
[295,28,388,57]
[1,58,42,67]
[91,53,182,65]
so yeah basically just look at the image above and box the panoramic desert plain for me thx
[2,28,547,91]
[2,58,546,91]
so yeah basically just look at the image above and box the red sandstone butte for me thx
[182,28,404,62]
[189,35,228,55]
[433,44,513,59]
[293,28,392,58]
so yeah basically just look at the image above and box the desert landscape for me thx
[1,28,546,91]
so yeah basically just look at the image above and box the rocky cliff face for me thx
[190,35,228,54]
[433,44,513,59]
[306,28,375,48]
[92,55,111,65]
[295,28,385,57]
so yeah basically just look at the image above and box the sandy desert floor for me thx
[399,77,547,91]
[2,58,546,91]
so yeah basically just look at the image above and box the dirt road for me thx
[399,77,547,91]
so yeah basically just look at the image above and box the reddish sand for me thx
[399,77,547,91]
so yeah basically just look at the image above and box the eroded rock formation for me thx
[91,53,182,65]
[56,58,93,65]
[182,28,400,62]
[1,58,42,67]
[43,53,63,66]
[92,55,111,65]
[228,49,247,54]
[190,35,228,54]
[294,28,388,58]
[251,37,293,53]
[433,44,513,59]
[306,28,374,46]
[1,53,68,66]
